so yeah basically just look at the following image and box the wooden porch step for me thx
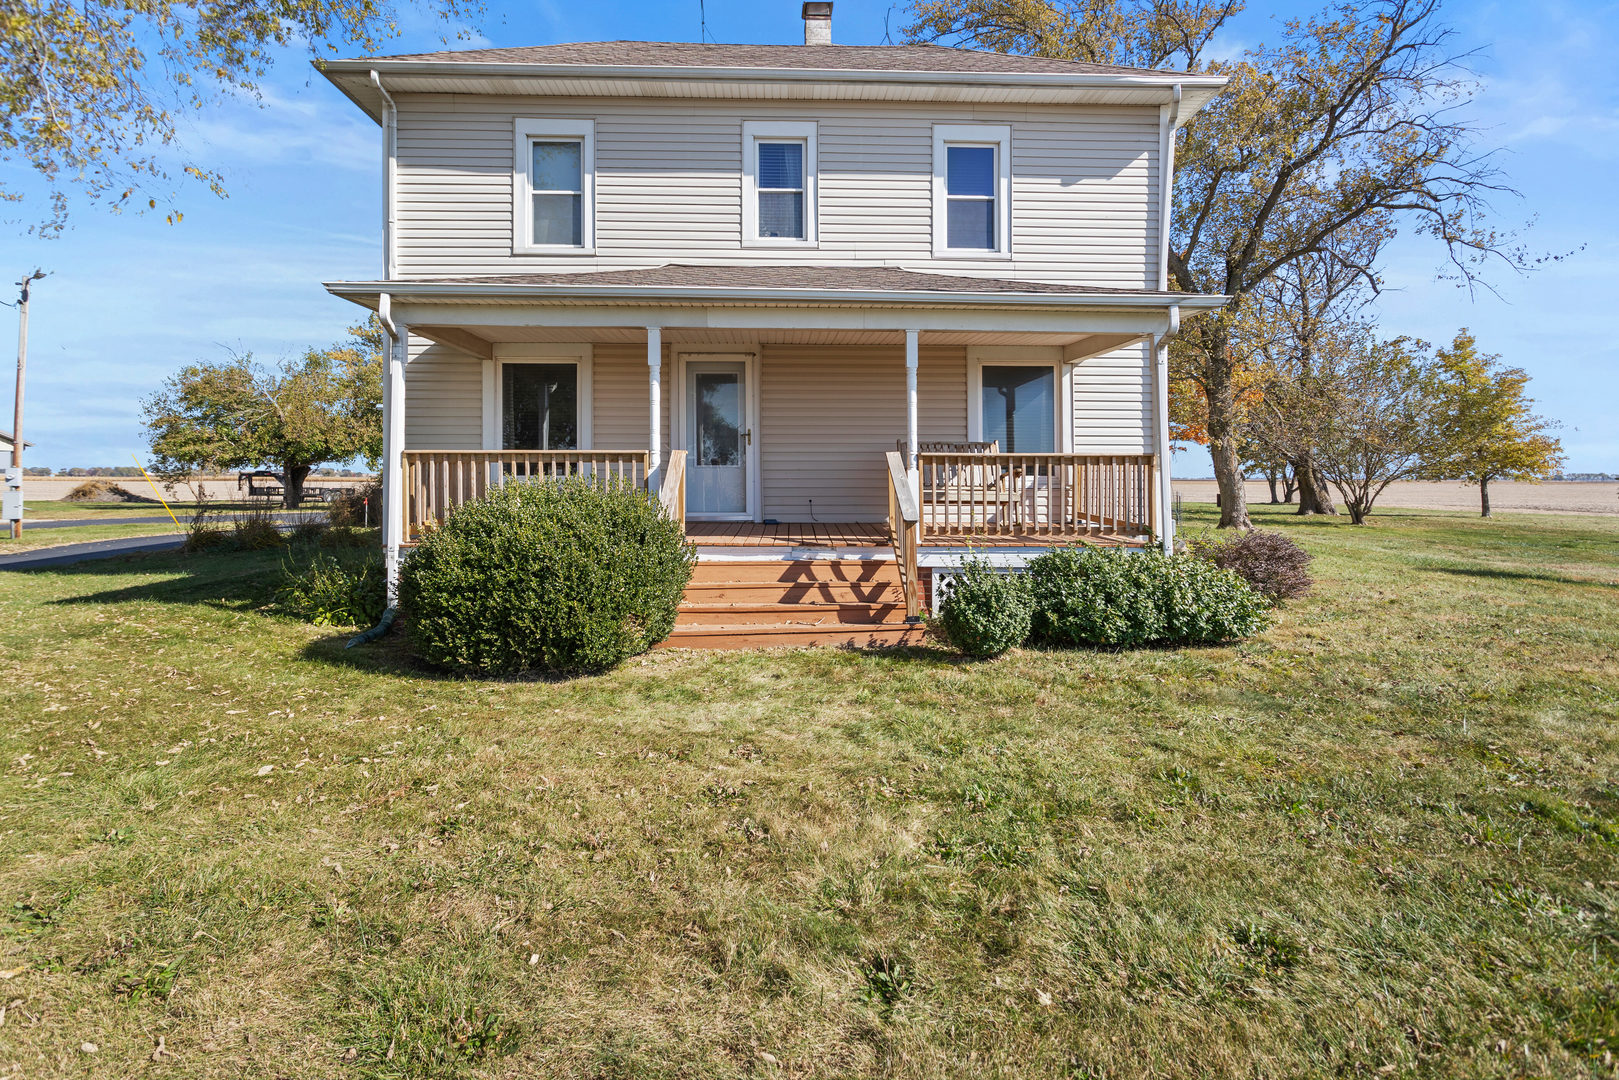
[659,621,926,650]
[688,557,898,585]
[676,602,903,627]
[682,579,904,604]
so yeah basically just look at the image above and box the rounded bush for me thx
[1186,528,1313,603]
[935,558,1033,659]
[1026,546,1270,648]
[398,477,695,675]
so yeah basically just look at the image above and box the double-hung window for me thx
[743,121,818,246]
[514,119,595,254]
[932,125,1012,258]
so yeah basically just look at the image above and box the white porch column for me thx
[382,319,408,600]
[904,329,920,502]
[1153,332,1176,554]
[646,326,663,490]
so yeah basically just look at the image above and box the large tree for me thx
[1425,330,1563,517]
[143,318,382,507]
[905,0,1527,529]
[1,0,479,231]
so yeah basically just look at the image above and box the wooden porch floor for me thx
[684,521,1144,549]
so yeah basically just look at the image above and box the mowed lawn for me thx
[1,505,1616,1079]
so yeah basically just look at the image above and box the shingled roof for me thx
[361,41,1182,79]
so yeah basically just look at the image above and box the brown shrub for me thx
[327,482,382,528]
[1187,529,1313,603]
[63,480,156,503]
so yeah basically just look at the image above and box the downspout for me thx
[352,70,402,648]
[1149,84,1184,554]
[1153,303,1181,554]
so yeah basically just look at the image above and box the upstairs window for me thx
[757,142,805,239]
[946,146,997,250]
[743,121,818,247]
[932,124,1012,258]
[514,119,595,254]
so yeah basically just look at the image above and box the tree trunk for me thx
[1282,465,1297,504]
[1346,499,1368,525]
[1291,455,1339,516]
[282,463,312,509]
[1266,469,1281,504]
[1203,323,1252,529]
[1480,475,1491,518]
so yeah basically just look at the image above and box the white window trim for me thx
[742,121,818,248]
[967,347,1071,452]
[932,124,1013,260]
[484,344,594,450]
[513,119,596,255]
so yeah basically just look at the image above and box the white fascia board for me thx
[321,60,1227,122]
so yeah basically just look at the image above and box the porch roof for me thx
[325,264,1228,311]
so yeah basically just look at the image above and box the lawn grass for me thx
[1,504,1616,1078]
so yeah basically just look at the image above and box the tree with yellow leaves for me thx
[1425,330,1563,517]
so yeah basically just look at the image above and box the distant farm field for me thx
[1173,479,1619,516]
[1,504,1616,1078]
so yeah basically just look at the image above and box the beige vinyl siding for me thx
[1071,342,1154,454]
[394,97,1158,287]
[404,337,482,450]
[590,343,671,458]
[759,345,966,521]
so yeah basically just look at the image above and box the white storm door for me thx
[684,360,751,518]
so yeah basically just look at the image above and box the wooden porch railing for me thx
[885,451,922,619]
[916,452,1156,539]
[402,449,652,542]
[656,450,688,531]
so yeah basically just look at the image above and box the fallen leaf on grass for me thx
[256,765,273,776]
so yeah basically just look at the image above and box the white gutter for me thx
[324,279,1229,310]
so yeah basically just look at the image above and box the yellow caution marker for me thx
[130,455,183,531]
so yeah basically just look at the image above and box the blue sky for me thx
[0,0,1613,474]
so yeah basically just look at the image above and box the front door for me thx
[684,359,750,518]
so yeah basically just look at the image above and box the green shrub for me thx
[231,508,285,551]
[1027,546,1270,648]
[398,477,695,675]
[276,550,386,628]
[935,558,1033,659]
[1186,528,1313,603]
[183,524,230,552]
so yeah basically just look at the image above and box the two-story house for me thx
[318,5,1228,646]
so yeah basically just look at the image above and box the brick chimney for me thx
[802,2,832,45]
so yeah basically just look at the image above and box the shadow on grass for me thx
[1425,565,1618,590]
[28,546,287,612]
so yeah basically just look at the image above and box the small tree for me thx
[143,319,382,508]
[1292,333,1439,524]
[1426,330,1563,517]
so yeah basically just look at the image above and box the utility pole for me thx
[6,270,45,540]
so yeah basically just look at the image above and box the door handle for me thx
[744,429,753,447]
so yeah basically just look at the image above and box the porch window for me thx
[502,363,578,450]
[742,121,818,246]
[932,124,1012,258]
[513,118,595,253]
[981,365,1055,453]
